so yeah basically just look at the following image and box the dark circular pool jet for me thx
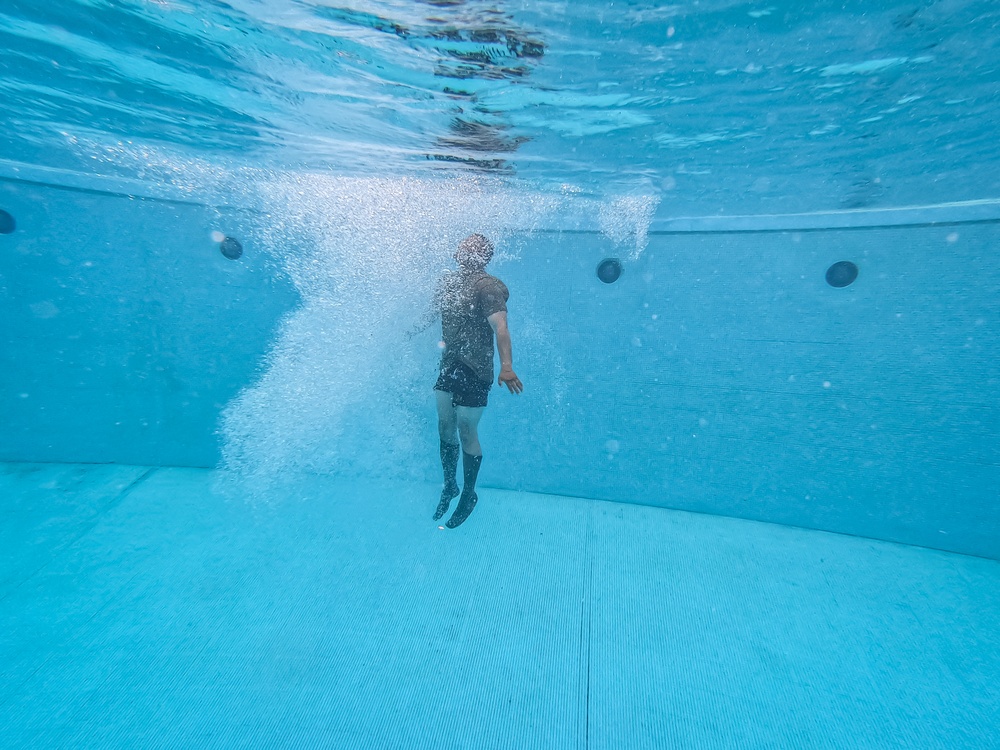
[597,257,622,284]
[220,236,243,260]
[826,260,858,287]
[0,209,15,234]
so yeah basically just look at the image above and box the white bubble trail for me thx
[207,172,659,499]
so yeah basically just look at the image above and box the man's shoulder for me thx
[473,271,508,291]
[474,272,509,316]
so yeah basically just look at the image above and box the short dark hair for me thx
[457,233,494,268]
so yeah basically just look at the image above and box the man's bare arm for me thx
[488,311,523,394]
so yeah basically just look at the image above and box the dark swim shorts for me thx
[434,360,491,408]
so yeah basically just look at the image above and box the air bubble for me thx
[216,174,659,496]
[598,195,659,259]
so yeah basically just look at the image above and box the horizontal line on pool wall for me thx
[0,159,243,209]
[644,200,1000,233]
[2,159,1000,233]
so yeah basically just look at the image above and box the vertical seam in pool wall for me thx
[583,506,594,750]
[3,159,1000,231]
[576,505,594,749]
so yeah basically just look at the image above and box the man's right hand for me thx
[498,369,523,395]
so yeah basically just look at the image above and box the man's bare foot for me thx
[446,491,478,528]
[433,482,460,521]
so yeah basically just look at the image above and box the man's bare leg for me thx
[456,405,484,456]
[447,406,485,528]
[436,390,459,442]
[434,391,461,520]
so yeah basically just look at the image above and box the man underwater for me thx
[420,234,523,528]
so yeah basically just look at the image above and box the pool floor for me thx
[1,462,998,749]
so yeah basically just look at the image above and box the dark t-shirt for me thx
[435,269,509,383]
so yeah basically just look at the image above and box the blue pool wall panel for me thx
[486,227,999,558]
[0,179,300,467]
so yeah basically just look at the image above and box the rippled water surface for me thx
[2,0,999,213]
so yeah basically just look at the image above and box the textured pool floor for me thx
[1,462,998,749]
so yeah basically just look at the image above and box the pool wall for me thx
[2,175,997,559]
[493,227,998,559]
[0,178,297,467]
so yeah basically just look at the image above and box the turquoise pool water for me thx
[1,2,999,748]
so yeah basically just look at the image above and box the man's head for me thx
[455,233,494,270]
